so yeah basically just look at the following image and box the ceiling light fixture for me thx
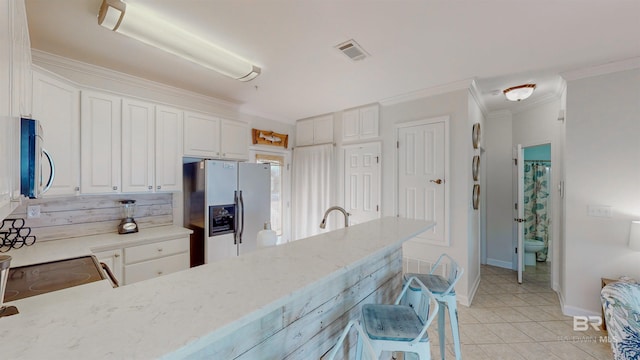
[503,84,536,101]
[97,0,260,81]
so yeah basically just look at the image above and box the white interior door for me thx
[344,143,381,226]
[516,144,525,283]
[397,121,446,245]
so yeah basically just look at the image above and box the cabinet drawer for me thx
[124,237,189,264]
[124,252,189,284]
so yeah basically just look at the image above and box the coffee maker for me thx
[118,200,138,234]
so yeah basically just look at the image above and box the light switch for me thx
[587,205,612,218]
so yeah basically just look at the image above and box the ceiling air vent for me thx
[335,39,369,61]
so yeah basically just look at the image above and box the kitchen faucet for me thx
[319,206,350,229]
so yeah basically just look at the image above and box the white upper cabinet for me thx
[184,112,249,160]
[296,115,334,146]
[342,104,379,142]
[155,105,183,192]
[1,0,31,219]
[183,111,221,158]
[220,119,249,160]
[122,98,155,193]
[32,69,80,196]
[80,90,122,194]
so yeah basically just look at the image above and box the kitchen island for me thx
[1,217,434,359]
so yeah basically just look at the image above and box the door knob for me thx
[430,179,443,185]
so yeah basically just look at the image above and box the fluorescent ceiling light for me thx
[98,0,260,81]
[503,84,536,101]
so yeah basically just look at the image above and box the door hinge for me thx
[396,141,399,149]
[287,163,290,171]
[376,205,379,212]
[515,247,518,254]
[376,156,379,164]
[515,203,518,210]
[514,158,517,166]
[514,218,525,223]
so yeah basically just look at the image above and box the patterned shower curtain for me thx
[524,161,551,261]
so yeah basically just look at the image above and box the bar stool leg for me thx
[446,297,461,360]
[437,300,446,360]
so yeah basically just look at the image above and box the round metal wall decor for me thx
[472,155,480,181]
[473,184,480,210]
[472,123,481,149]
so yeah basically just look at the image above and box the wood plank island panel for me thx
[182,246,403,360]
[7,194,173,241]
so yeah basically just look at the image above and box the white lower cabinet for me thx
[93,248,123,286]
[123,237,190,285]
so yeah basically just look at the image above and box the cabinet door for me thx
[295,119,314,146]
[122,98,155,193]
[0,117,12,220]
[155,105,183,192]
[32,70,80,196]
[124,252,189,284]
[183,111,220,158]
[313,115,334,144]
[358,104,379,139]
[220,119,249,160]
[10,0,32,118]
[81,90,122,193]
[93,248,123,286]
[342,109,359,142]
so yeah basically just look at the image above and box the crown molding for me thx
[469,79,489,117]
[561,57,640,82]
[31,49,241,112]
[379,78,475,106]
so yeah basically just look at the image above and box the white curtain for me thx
[292,144,333,240]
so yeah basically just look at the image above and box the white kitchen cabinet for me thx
[80,90,122,194]
[184,112,249,160]
[296,115,334,146]
[122,98,155,193]
[342,104,379,142]
[155,105,183,192]
[183,111,221,158]
[123,237,190,284]
[1,0,31,219]
[93,248,123,286]
[32,68,80,196]
[220,119,249,160]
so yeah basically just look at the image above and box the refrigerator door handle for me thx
[239,190,245,243]
[233,190,239,245]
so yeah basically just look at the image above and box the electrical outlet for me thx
[587,205,612,218]
[27,205,41,218]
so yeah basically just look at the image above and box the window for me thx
[256,153,285,237]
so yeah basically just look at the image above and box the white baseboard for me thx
[559,292,601,317]
[460,271,482,307]
[486,258,513,269]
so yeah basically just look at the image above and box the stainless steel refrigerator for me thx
[183,159,270,266]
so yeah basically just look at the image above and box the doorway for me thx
[515,143,552,284]
[343,142,381,225]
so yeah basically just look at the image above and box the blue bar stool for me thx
[404,253,464,360]
[325,320,377,360]
[359,276,439,359]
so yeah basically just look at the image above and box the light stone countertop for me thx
[5,225,194,267]
[0,217,434,359]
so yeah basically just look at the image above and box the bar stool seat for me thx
[404,253,464,360]
[359,276,439,360]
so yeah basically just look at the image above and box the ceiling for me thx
[25,0,640,123]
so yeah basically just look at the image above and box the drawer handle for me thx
[157,185,161,190]
[157,271,163,275]
[157,248,163,252]
[148,185,153,190]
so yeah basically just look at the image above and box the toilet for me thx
[524,240,545,266]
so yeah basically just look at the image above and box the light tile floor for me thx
[420,263,613,360]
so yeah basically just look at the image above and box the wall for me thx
[380,87,481,305]
[563,67,640,315]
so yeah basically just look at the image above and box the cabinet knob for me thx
[113,186,118,191]
[157,186,161,190]
[157,248,163,252]
[75,186,80,191]
[114,253,120,258]
[157,271,163,275]
[148,185,153,190]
